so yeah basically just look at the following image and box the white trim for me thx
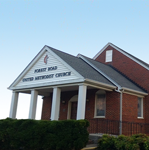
[9,46,47,89]
[137,117,144,119]
[105,50,113,62]
[123,91,145,98]
[122,87,148,97]
[94,116,105,118]
[8,46,84,90]
[138,97,143,118]
[11,78,116,93]
[67,95,78,119]
[93,43,110,60]
[84,83,113,91]
[85,79,116,89]
[94,90,106,118]
[78,55,122,91]
[93,43,149,71]
[9,78,85,90]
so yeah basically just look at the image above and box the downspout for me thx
[119,91,123,135]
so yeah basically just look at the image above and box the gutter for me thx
[122,87,148,97]
[84,78,116,90]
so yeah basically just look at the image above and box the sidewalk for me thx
[81,144,98,150]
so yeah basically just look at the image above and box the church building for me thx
[8,43,149,135]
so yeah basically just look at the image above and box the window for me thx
[105,50,113,62]
[138,97,143,118]
[94,90,106,118]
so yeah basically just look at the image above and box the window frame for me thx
[137,97,143,119]
[94,90,106,118]
[105,50,113,62]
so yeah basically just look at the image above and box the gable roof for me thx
[8,45,148,96]
[47,46,114,86]
[93,42,149,70]
[8,45,115,90]
[8,46,47,89]
[78,54,147,94]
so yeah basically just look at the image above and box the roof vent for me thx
[105,50,113,62]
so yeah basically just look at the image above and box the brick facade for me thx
[41,96,52,120]
[41,89,120,121]
[41,89,142,135]
[95,45,149,123]
[122,93,145,123]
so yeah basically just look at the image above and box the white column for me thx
[51,87,61,120]
[77,85,87,120]
[28,90,38,119]
[9,91,19,119]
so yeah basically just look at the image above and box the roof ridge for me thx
[47,45,79,59]
[93,43,149,70]
[109,43,149,67]
[79,53,110,67]
[109,65,148,93]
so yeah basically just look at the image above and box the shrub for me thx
[98,134,117,150]
[98,133,149,150]
[0,118,89,150]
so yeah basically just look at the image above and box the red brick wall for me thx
[106,91,120,120]
[41,96,52,120]
[41,89,120,121]
[122,93,145,135]
[41,90,144,123]
[95,45,149,123]
[122,93,145,123]
[41,89,145,135]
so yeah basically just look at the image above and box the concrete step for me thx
[89,134,102,144]
[81,147,97,150]
[81,144,97,150]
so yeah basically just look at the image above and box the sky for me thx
[0,0,149,120]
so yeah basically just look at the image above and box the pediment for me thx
[9,46,83,90]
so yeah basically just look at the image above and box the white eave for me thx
[122,87,148,97]
[84,78,116,91]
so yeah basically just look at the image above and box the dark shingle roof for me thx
[82,55,146,93]
[48,45,147,93]
[48,46,114,86]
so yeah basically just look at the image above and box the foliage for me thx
[97,133,149,150]
[98,134,117,150]
[0,118,89,150]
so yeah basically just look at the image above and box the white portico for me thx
[9,84,89,120]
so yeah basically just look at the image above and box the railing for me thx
[87,118,149,136]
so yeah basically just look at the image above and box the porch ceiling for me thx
[18,85,97,96]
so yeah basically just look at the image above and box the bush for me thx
[98,135,116,150]
[0,118,89,150]
[97,133,149,150]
